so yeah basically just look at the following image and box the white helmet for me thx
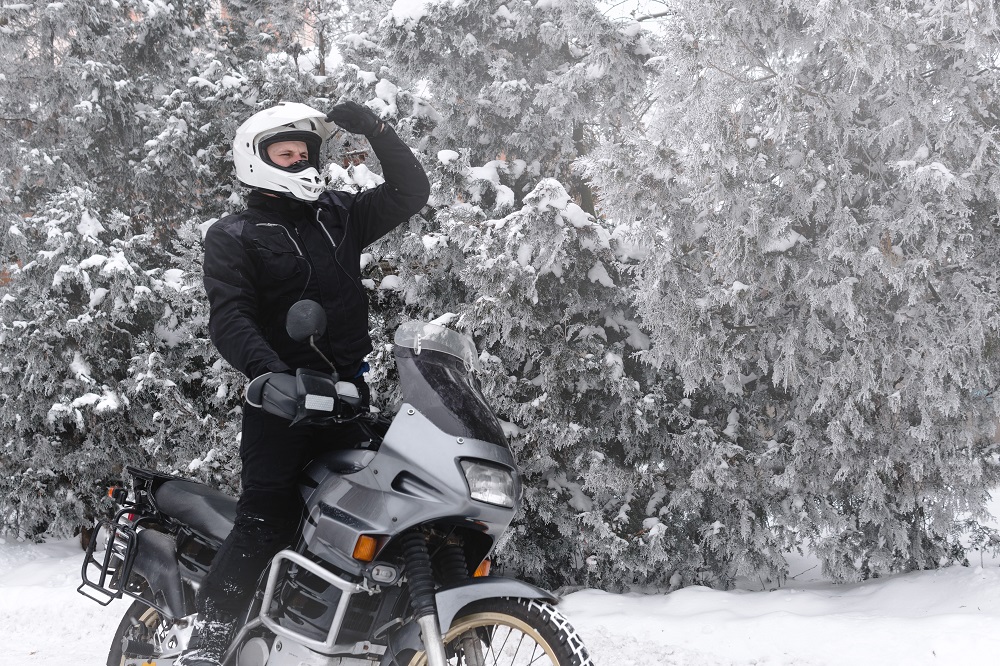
[233,102,334,202]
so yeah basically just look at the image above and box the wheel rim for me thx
[409,611,561,666]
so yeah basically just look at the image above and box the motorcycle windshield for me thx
[393,321,508,447]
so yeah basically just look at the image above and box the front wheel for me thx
[408,597,593,666]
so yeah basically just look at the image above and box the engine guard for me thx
[380,577,557,666]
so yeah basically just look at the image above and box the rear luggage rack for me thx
[79,467,194,619]
[78,467,172,608]
[78,517,139,606]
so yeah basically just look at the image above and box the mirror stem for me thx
[309,335,338,375]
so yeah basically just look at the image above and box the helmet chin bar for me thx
[242,164,327,202]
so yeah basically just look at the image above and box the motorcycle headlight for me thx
[460,460,517,508]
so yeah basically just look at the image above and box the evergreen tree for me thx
[586,0,1000,581]
[323,1,744,589]
[0,0,331,535]
[368,0,651,209]
[0,0,224,536]
[4,0,996,592]
[0,187,165,533]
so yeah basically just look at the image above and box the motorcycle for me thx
[79,300,594,666]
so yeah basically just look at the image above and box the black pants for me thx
[198,393,367,619]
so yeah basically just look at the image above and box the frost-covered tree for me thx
[0,0,337,536]
[0,0,228,536]
[317,1,738,589]
[0,0,221,215]
[7,0,995,593]
[586,0,1000,581]
[0,189,170,533]
[345,0,651,210]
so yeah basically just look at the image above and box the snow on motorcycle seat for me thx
[154,479,237,544]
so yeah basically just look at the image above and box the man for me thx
[178,100,430,666]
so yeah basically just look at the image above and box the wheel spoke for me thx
[486,626,551,666]
[487,625,501,666]
[511,629,529,664]
[491,624,513,665]
[525,641,548,666]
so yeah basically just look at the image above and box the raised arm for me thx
[325,101,430,247]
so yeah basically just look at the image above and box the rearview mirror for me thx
[286,300,327,342]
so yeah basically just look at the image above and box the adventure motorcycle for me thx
[79,301,593,666]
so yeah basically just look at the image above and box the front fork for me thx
[400,532,450,666]
[414,615,450,666]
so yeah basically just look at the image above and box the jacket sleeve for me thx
[349,125,430,248]
[203,218,291,379]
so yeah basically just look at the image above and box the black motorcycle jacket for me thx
[203,125,430,379]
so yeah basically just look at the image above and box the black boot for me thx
[175,609,237,666]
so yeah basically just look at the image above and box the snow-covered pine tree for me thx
[585,0,1000,581]
[0,188,174,534]
[320,1,742,589]
[0,0,222,216]
[373,0,650,210]
[0,0,235,536]
[0,0,336,535]
[223,0,383,77]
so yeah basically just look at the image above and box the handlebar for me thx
[247,369,366,427]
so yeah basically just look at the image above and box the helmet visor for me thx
[259,130,323,172]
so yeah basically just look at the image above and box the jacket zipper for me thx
[258,222,312,300]
[315,209,338,249]
[316,208,364,298]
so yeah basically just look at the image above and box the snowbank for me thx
[2,539,999,665]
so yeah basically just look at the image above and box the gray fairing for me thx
[300,404,522,575]
[379,577,557,666]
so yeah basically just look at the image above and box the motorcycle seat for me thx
[154,479,237,543]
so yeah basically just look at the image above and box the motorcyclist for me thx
[177,101,430,666]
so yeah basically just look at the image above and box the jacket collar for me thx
[247,190,314,216]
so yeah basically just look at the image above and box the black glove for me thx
[326,101,386,138]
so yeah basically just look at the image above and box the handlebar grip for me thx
[248,373,298,420]
[264,374,299,420]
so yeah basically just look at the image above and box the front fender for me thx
[380,577,557,666]
[435,577,556,633]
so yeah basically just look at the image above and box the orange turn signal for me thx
[107,486,118,498]
[353,535,379,562]
[473,558,491,578]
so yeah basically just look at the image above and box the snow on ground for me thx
[2,538,1000,665]
[0,539,126,662]
[563,557,1000,665]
